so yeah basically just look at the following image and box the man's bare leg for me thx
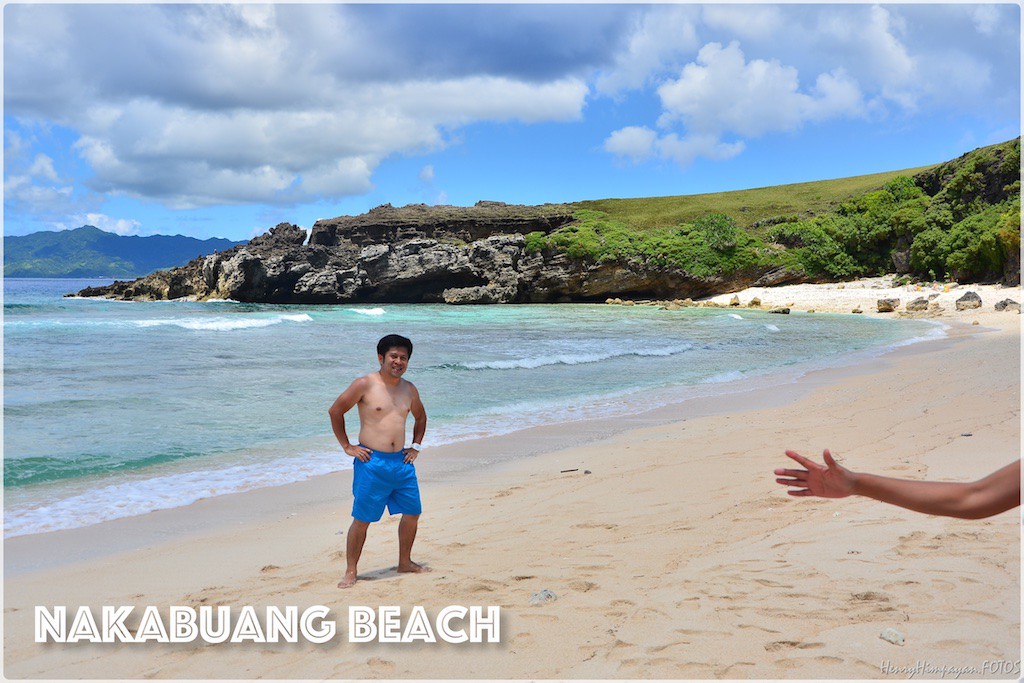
[397,514,430,573]
[339,519,370,588]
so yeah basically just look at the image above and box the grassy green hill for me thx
[578,165,938,233]
[529,138,1020,285]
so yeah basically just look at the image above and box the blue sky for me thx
[4,4,1020,241]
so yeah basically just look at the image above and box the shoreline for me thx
[3,307,964,572]
[4,281,1020,678]
[3,292,951,542]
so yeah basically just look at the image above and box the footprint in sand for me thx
[850,591,889,603]
[468,580,500,593]
[261,564,281,573]
[764,640,825,652]
[568,580,598,592]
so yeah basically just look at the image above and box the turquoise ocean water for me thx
[4,278,942,537]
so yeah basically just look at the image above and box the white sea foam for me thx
[4,452,352,538]
[764,324,780,332]
[134,313,312,331]
[458,344,693,370]
[347,307,386,316]
[728,313,744,320]
[702,370,746,384]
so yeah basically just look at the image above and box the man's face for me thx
[378,347,410,378]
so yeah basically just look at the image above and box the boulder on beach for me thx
[729,295,741,307]
[877,298,900,313]
[748,297,762,308]
[995,298,1021,313]
[955,291,982,310]
[906,297,929,312]
[768,307,790,314]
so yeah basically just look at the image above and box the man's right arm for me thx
[329,377,372,462]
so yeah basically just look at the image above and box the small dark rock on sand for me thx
[876,298,900,313]
[995,298,1020,313]
[905,297,929,312]
[955,291,982,310]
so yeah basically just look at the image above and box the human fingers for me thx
[774,468,808,477]
[784,450,820,470]
[787,489,813,496]
[775,477,805,487]
[822,449,839,469]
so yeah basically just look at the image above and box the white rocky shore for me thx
[609,276,1022,323]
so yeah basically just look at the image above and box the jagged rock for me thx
[995,298,1021,312]
[891,249,911,274]
[748,297,761,308]
[729,295,741,307]
[73,204,810,304]
[851,307,863,314]
[768,307,790,314]
[877,298,900,313]
[956,291,982,310]
[906,297,929,312]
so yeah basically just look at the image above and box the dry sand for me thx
[3,281,1021,680]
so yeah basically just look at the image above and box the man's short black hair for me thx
[377,334,413,358]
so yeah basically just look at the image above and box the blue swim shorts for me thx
[351,448,422,523]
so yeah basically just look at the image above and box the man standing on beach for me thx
[329,334,429,589]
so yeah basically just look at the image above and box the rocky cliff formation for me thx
[74,201,803,304]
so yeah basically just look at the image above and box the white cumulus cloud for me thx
[4,5,591,209]
[82,213,142,236]
[603,126,657,163]
[606,41,864,168]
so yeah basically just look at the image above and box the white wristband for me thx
[411,442,423,451]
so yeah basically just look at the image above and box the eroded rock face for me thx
[74,204,806,304]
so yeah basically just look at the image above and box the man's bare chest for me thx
[360,387,411,418]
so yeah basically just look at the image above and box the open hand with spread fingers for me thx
[774,449,855,498]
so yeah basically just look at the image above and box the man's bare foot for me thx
[397,561,431,574]
[337,571,358,589]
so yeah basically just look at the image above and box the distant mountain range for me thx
[3,226,246,278]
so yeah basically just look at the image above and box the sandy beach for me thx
[4,281,1020,680]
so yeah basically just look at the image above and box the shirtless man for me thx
[329,334,429,589]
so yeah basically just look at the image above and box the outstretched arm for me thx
[775,450,1020,520]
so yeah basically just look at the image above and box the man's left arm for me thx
[404,385,428,463]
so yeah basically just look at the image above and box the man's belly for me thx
[358,419,407,452]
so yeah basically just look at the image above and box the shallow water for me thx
[3,278,941,536]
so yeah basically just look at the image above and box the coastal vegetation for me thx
[530,138,1020,285]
